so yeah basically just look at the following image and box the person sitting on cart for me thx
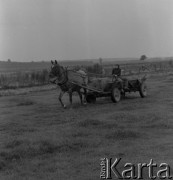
[112,65,128,91]
[112,64,121,76]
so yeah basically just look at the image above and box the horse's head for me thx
[49,60,61,78]
[49,60,67,84]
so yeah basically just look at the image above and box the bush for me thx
[86,63,102,74]
[0,69,49,89]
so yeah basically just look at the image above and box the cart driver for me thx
[112,65,128,91]
[112,64,121,76]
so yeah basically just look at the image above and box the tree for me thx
[7,59,11,62]
[140,55,147,61]
[99,57,103,65]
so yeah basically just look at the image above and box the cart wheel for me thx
[139,82,147,98]
[86,94,96,103]
[111,87,121,103]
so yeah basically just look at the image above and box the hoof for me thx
[63,105,67,109]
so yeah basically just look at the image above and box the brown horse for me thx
[49,60,86,108]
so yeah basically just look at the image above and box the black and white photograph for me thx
[0,0,173,179]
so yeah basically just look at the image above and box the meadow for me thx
[0,72,173,179]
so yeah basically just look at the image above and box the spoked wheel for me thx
[86,94,96,103]
[111,87,121,103]
[139,82,147,98]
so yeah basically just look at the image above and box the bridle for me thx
[50,65,68,86]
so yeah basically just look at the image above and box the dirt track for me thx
[0,74,173,179]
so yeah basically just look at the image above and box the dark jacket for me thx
[112,68,121,76]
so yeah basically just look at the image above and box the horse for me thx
[49,60,87,108]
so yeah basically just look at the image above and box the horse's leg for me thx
[83,88,87,104]
[59,90,66,108]
[77,90,83,105]
[69,90,73,107]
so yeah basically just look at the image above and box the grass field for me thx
[0,73,173,179]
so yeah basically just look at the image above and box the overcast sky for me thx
[0,0,173,62]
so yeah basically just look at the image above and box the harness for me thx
[57,70,68,86]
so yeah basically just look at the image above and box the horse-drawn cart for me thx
[68,70,147,104]
[49,61,147,107]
